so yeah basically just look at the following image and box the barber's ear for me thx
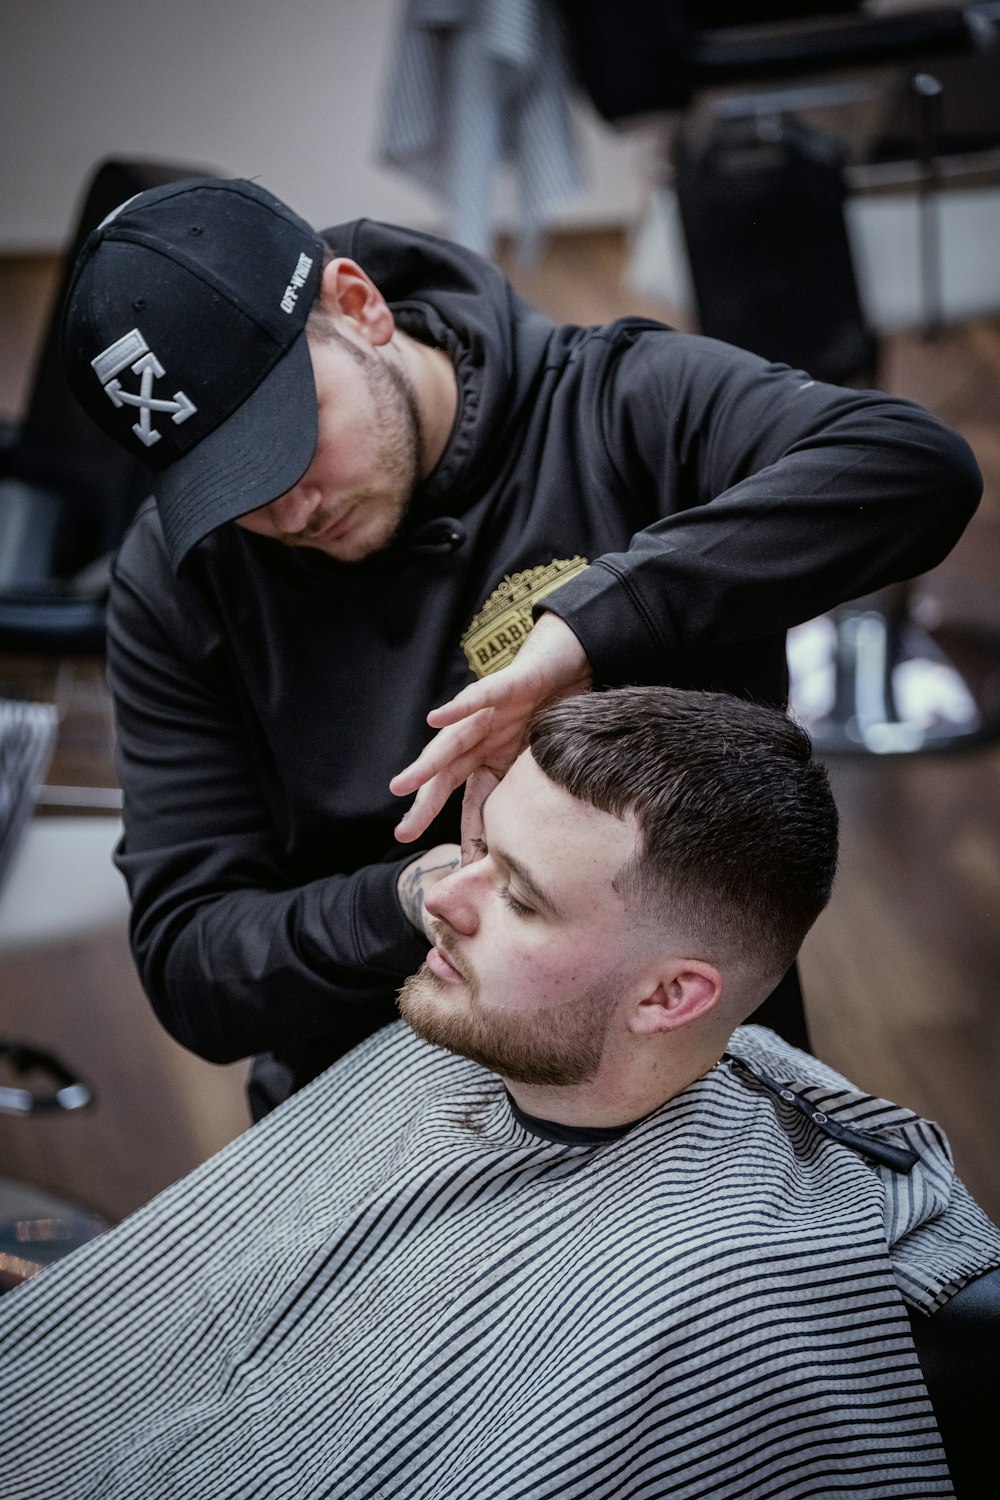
[630,960,722,1035]
[318,258,396,346]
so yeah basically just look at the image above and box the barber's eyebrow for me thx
[481,803,562,919]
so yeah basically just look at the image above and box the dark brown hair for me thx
[528,686,838,979]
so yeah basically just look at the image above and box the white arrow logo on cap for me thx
[91,328,197,448]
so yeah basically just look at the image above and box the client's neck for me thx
[503,1034,730,1130]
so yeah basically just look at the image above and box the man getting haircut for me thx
[1,689,997,1499]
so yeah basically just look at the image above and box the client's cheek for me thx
[480,959,568,1013]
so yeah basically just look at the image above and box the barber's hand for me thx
[396,843,461,942]
[391,613,592,855]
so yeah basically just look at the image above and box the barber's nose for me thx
[424,863,481,937]
[265,483,321,535]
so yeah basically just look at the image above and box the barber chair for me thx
[0,156,218,654]
[0,696,109,1294]
[0,1043,104,1296]
[908,1263,1000,1499]
[560,1,1000,756]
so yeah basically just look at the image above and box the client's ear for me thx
[629,960,723,1035]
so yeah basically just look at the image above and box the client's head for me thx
[399,686,838,1117]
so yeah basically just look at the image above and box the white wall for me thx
[0,0,657,253]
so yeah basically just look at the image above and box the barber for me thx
[61,177,980,1114]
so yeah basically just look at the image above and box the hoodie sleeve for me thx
[539,330,981,685]
[106,536,428,1065]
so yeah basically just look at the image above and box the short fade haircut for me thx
[528,686,838,982]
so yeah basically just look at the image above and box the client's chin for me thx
[397,964,607,1088]
[398,963,472,1058]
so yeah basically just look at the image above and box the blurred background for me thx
[0,0,998,1267]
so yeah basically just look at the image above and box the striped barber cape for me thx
[1,1023,998,1498]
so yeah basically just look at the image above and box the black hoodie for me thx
[107,218,981,1097]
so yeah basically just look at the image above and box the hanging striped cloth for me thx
[377,0,585,264]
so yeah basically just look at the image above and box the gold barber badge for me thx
[461,556,588,678]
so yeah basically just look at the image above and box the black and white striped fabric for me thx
[2,1023,998,1498]
[0,696,57,892]
[378,0,584,261]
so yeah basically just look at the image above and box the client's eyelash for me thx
[500,888,533,918]
[470,839,534,918]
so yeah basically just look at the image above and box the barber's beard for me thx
[363,345,423,510]
[398,933,619,1088]
[291,328,423,560]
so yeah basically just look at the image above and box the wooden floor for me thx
[1,230,998,1226]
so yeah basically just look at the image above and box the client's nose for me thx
[425,863,480,937]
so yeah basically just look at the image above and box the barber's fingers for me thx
[423,633,563,732]
[393,772,457,845]
[392,730,503,844]
[460,767,501,863]
[390,707,496,800]
[425,677,507,729]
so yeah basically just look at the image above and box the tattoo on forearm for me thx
[399,857,460,932]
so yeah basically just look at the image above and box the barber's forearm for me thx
[130,860,430,1064]
[546,418,981,687]
[396,844,461,940]
[579,337,983,686]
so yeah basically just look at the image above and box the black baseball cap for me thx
[62,177,325,569]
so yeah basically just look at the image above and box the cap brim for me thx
[153,330,318,570]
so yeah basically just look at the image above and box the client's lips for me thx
[427,945,466,984]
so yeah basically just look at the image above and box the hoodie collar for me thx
[322,217,557,520]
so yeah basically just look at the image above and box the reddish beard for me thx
[397,928,616,1087]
